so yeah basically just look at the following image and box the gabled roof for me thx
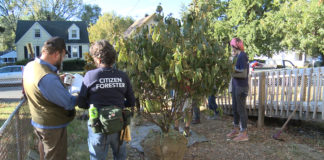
[124,13,156,38]
[0,50,12,56]
[0,51,16,58]
[15,20,89,43]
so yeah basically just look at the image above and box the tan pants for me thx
[34,127,67,160]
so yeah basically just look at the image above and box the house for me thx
[0,50,17,64]
[15,20,89,61]
[124,13,156,38]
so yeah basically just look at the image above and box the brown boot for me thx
[233,130,249,142]
[226,128,239,138]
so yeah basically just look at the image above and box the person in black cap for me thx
[23,36,77,160]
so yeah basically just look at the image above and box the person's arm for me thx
[77,82,90,109]
[38,73,76,110]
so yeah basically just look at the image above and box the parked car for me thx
[250,59,296,71]
[314,55,324,67]
[0,65,24,85]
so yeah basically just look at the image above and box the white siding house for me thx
[124,13,157,38]
[15,20,89,61]
[0,51,17,64]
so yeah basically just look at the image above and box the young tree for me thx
[116,4,232,133]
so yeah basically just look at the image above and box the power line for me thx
[126,0,141,17]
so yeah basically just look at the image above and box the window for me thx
[71,46,79,58]
[36,46,40,57]
[35,29,40,38]
[68,25,80,40]
[11,67,21,72]
[299,53,303,60]
[0,67,11,73]
[72,30,77,38]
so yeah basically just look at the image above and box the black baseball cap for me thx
[43,36,70,55]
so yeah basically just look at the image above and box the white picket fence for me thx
[217,67,324,122]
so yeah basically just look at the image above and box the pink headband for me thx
[230,38,244,52]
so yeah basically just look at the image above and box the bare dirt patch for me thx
[127,113,324,160]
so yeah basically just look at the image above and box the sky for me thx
[83,0,192,20]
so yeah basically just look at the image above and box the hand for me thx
[60,73,75,86]
[59,74,66,82]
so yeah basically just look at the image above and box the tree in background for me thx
[116,3,232,133]
[0,0,26,32]
[264,0,324,58]
[195,0,232,55]
[223,0,287,58]
[202,0,323,59]
[84,13,133,71]
[87,12,134,44]
[25,0,83,21]
[0,0,27,50]
[81,4,101,26]
[0,22,15,50]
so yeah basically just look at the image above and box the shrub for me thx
[63,58,86,71]
[117,5,232,133]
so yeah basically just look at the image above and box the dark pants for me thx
[192,100,200,121]
[208,95,218,115]
[232,85,249,131]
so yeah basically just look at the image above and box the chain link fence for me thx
[0,97,35,160]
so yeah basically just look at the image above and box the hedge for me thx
[15,59,30,65]
[62,58,86,71]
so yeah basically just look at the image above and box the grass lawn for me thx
[0,102,20,126]
[67,109,89,159]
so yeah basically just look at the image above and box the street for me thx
[0,85,23,103]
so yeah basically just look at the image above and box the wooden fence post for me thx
[258,72,266,128]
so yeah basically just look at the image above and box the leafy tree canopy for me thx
[25,0,83,21]
[202,0,323,58]
[116,4,232,133]
[81,4,102,26]
[263,0,324,56]
[88,12,134,44]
